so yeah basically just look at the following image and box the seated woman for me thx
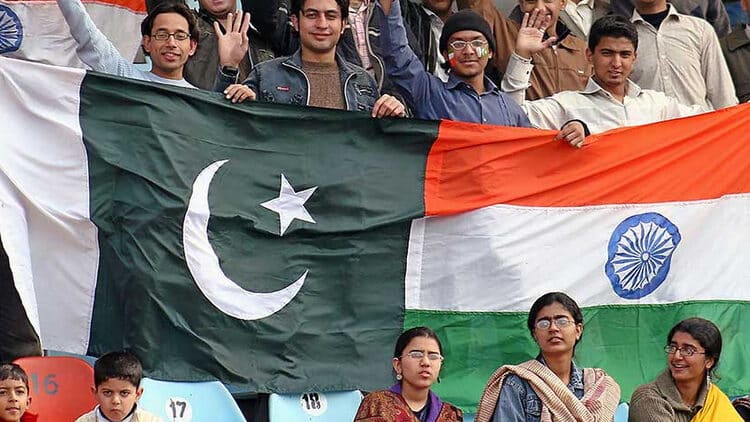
[475,292,620,422]
[629,317,743,422]
[353,326,463,422]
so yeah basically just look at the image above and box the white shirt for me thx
[630,5,737,110]
[563,0,595,38]
[502,54,706,134]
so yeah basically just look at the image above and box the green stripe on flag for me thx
[407,300,750,412]
[77,72,440,392]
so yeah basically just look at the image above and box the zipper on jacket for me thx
[281,61,312,105]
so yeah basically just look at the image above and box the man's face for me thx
[292,0,345,57]
[424,0,453,16]
[519,0,565,28]
[586,36,637,91]
[93,378,143,422]
[443,30,492,79]
[142,12,197,78]
[634,0,668,11]
[0,379,31,422]
[199,0,235,18]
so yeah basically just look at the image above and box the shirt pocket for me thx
[524,395,542,420]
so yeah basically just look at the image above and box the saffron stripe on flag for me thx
[425,105,750,215]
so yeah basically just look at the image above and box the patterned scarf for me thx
[475,359,620,422]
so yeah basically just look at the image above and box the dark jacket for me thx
[720,24,750,103]
[244,0,423,95]
[184,8,276,90]
[215,49,380,112]
[399,0,441,75]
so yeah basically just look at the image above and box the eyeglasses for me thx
[535,317,574,330]
[151,30,190,41]
[665,345,705,357]
[448,40,488,51]
[401,351,444,361]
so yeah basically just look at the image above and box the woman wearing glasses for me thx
[474,292,620,422]
[354,326,463,421]
[628,317,742,421]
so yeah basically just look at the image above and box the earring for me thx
[706,371,711,386]
[396,373,403,380]
[437,376,441,384]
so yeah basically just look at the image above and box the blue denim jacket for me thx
[493,358,584,422]
[214,49,380,112]
[375,0,531,127]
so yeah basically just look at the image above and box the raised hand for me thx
[515,9,557,59]
[215,12,251,68]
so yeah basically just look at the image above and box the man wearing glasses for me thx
[375,0,586,144]
[56,0,198,88]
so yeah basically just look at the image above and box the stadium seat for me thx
[269,390,363,421]
[463,412,476,422]
[138,378,246,422]
[13,356,97,422]
[615,402,629,422]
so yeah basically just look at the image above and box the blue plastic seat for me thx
[463,412,476,422]
[138,378,246,422]
[614,402,629,422]
[269,390,363,421]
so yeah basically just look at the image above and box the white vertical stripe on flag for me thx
[0,57,98,353]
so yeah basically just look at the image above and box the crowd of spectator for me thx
[51,0,746,145]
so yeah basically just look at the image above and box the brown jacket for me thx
[628,369,708,422]
[458,0,592,100]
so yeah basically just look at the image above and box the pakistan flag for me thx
[3,56,750,411]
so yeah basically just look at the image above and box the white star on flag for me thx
[261,174,318,236]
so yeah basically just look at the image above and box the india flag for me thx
[1,56,749,411]
[0,0,145,66]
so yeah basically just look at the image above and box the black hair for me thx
[667,317,722,376]
[291,0,350,20]
[140,1,199,40]
[588,15,638,52]
[94,351,144,388]
[0,363,29,391]
[393,326,443,358]
[527,292,584,348]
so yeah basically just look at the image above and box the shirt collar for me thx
[582,78,642,98]
[631,3,680,23]
[574,0,595,9]
[536,355,584,391]
[445,73,499,93]
[96,405,136,422]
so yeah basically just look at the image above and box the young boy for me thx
[75,351,161,422]
[0,364,34,422]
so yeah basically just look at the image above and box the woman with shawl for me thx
[629,317,742,422]
[475,292,621,422]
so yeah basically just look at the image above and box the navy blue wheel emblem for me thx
[0,4,23,54]
[605,212,681,299]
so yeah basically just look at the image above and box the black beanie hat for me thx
[439,10,496,54]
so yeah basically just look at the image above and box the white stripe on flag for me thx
[406,194,750,312]
[1,1,144,68]
[0,57,98,353]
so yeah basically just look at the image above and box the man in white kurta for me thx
[502,15,706,141]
